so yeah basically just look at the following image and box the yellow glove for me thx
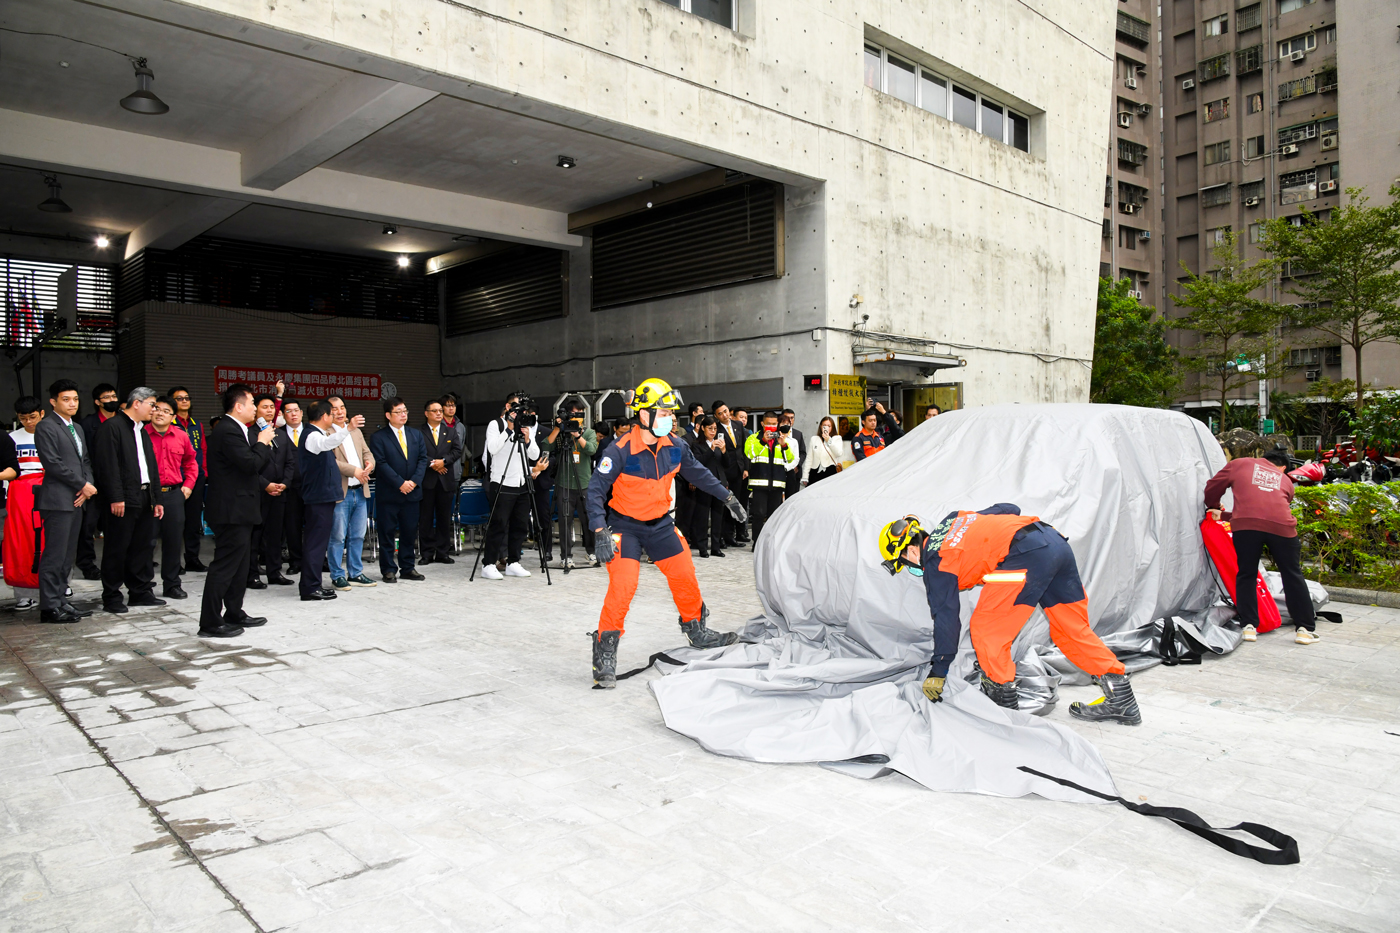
[922,676,945,702]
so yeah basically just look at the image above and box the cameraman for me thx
[543,397,599,569]
[481,393,539,580]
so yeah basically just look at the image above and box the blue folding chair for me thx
[454,480,490,552]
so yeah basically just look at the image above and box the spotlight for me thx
[38,174,72,213]
[382,224,397,235]
[95,235,110,249]
[556,155,576,169]
[396,255,410,268]
[119,59,169,115]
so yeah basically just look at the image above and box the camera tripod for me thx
[469,430,553,585]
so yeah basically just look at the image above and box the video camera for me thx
[506,392,538,429]
[555,399,586,438]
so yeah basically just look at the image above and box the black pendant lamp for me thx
[120,58,169,115]
[38,175,72,213]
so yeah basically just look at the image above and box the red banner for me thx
[213,367,382,401]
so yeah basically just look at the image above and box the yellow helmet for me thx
[878,515,925,575]
[627,377,683,412]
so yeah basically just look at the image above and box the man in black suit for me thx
[297,399,360,600]
[419,397,463,564]
[75,382,119,580]
[779,409,806,467]
[200,384,275,638]
[713,401,749,546]
[276,399,305,577]
[249,393,292,588]
[92,387,166,614]
[33,379,98,623]
[368,396,428,582]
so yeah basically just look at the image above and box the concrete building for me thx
[1103,1,1164,311]
[1,0,1119,435]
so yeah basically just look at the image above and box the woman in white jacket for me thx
[802,416,844,487]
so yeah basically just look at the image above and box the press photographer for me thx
[481,392,540,580]
[542,396,598,569]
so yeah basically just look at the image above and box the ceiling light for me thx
[38,174,72,213]
[557,155,576,169]
[95,235,110,249]
[59,61,70,68]
[396,255,410,268]
[382,224,397,235]
[119,58,169,115]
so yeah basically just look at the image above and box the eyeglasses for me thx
[171,395,190,402]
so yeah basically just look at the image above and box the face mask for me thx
[649,413,674,437]
[907,565,924,578]
[102,400,120,412]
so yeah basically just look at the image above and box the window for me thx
[1119,225,1139,250]
[1246,136,1266,159]
[920,71,948,119]
[1326,162,1341,182]
[1198,53,1231,82]
[952,85,977,129]
[1010,112,1029,151]
[1249,222,1262,243]
[885,53,917,105]
[1324,25,1336,44]
[1279,0,1315,14]
[1280,168,1318,204]
[1238,4,1263,31]
[1204,141,1231,165]
[658,0,734,28]
[1279,122,1318,145]
[981,100,1003,142]
[1246,92,1264,114]
[1202,183,1232,207]
[1203,98,1229,123]
[1207,226,1231,245]
[1237,46,1263,76]
[1118,139,1149,165]
[1241,180,1265,202]
[1318,68,1338,93]
[863,45,881,89]
[1278,33,1317,58]
[1204,15,1228,37]
[1279,75,1317,102]
[1119,181,1149,208]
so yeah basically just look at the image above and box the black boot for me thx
[1070,672,1142,725]
[980,672,1019,710]
[591,630,619,689]
[678,604,737,648]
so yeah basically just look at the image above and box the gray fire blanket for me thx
[648,404,1234,800]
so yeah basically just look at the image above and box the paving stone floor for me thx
[1,544,1398,933]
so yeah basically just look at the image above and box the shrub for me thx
[1293,482,1400,590]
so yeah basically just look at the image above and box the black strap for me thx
[1317,610,1343,624]
[1018,766,1299,865]
[616,652,685,681]
[1159,617,1202,666]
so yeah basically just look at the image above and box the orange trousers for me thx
[598,515,703,635]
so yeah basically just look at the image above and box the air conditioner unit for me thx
[1289,49,1306,62]
[1320,134,1338,150]
[1319,180,1338,193]
[1118,112,1133,128]
[1138,230,1151,241]
[1139,103,1153,115]
[1281,143,1300,155]
[1182,78,1195,90]
[1305,369,1321,382]
[1121,203,1139,214]
[1125,77,1138,90]
[1245,196,1261,207]
[1128,290,1144,299]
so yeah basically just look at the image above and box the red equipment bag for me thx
[1200,516,1281,633]
[3,474,44,591]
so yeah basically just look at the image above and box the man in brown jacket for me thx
[327,395,377,589]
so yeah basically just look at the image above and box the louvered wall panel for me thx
[590,182,781,310]
[443,246,567,337]
[1,257,116,350]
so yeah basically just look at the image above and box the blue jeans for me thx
[327,493,368,580]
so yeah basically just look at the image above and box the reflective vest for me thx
[743,432,796,490]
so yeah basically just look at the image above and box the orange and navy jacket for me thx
[852,429,885,461]
[921,504,1041,677]
[587,426,730,529]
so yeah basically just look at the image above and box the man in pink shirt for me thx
[1205,438,1318,645]
[146,395,198,600]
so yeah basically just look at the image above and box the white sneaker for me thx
[587,554,599,567]
[561,557,576,569]
[1242,624,1257,642]
[481,564,503,580]
[1295,627,1321,645]
[14,598,36,611]
[504,562,531,577]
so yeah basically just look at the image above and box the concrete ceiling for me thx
[0,162,183,245]
[206,204,464,259]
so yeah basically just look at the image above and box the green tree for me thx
[1350,393,1400,454]
[1090,278,1179,406]
[1268,379,1355,452]
[1170,230,1285,429]
[1262,183,1400,411]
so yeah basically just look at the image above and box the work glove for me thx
[594,528,616,564]
[922,676,945,703]
[723,493,748,524]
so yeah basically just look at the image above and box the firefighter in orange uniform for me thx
[879,505,1142,724]
[586,378,748,688]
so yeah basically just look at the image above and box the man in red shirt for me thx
[146,395,198,599]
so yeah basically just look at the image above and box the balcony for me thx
[1198,53,1231,83]
[1116,11,1150,46]
[1117,139,1149,166]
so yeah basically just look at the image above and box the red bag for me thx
[1200,516,1281,633]
[4,474,44,591]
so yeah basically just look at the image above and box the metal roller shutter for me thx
[443,246,568,337]
[590,181,782,310]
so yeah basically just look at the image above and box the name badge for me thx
[572,452,580,464]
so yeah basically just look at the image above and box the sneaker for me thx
[348,574,377,587]
[504,562,531,578]
[562,557,576,569]
[332,577,352,591]
[587,554,599,567]
[1242,624,1257,642]
[14,598,36,611]
[481,564,503,580]
[1295,627,1321,645]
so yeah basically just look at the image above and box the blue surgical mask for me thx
[650,414,674,436]
[907,566,924,578]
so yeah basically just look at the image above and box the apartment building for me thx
[1162,0,1343,403]
[1104,1,1164,310]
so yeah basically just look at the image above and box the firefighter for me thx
[878,505,1141,725]
[742,411,798,545]
[587,378,748,688]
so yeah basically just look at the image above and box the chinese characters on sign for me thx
[213,367,382,401]
[828,374,868,416]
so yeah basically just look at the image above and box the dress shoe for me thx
[300,590,337,601]
[40,608,80,624]
[164,586,189,600]
[381,572,397,583]
[62,603,95,617]
[400,569,426,581]
[348,574,377,587]
[103,602,129,614]
[712,549,726,558]
[128,594,167,607]
[698,550,710,558]
[245,578,268,590]
[185,558,208,572]
[198,622,244,638]
[266,573,294,586]
[435,555,456,565]
[285,563,301,575]
[80,567,102,581]
[230,615,267,627]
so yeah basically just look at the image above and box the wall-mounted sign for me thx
[214,367,381,401]
[828,374,868,416]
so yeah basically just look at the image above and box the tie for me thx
[397,428,407,457]
[68,422,80,453]
[292,427,300,446]
[432,425,439,444]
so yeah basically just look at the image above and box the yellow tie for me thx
[432,425,439,444]
[397,428,407,457]
[292,427,300,445]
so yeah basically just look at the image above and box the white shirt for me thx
[304,423,350,454]
[286,423,303,448]
[485,418,539,488]
[133,417,151,484]
[338,425,363,486]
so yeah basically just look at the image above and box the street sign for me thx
[1259,418,1276,434]
[828,374,867,415]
